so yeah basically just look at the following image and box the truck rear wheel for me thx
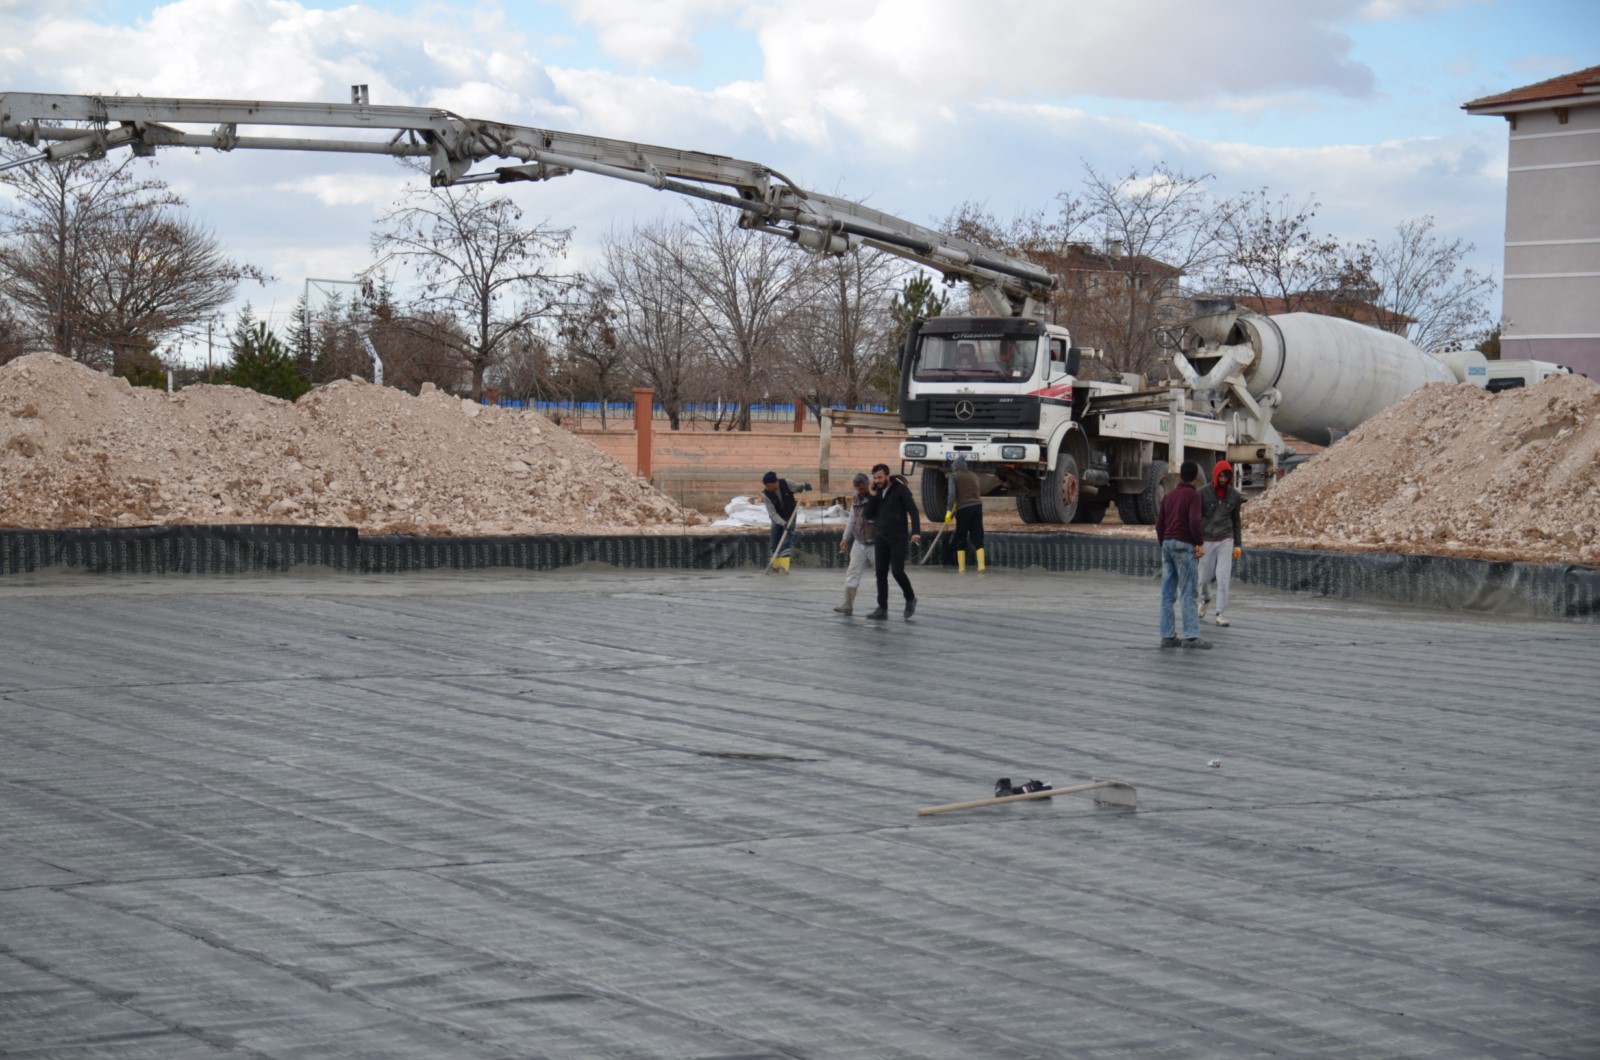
[1134,459,1168,525]
[919,469,948,524]
[1114,495,1141,524]
[1016,494,1042,524]
[1075,501,1108,524]
[1037,453,1081,524]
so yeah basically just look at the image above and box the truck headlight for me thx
[1001,445,1026,460]
[903,443,928,458]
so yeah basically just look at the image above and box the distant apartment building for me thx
[1464,65,1600,379]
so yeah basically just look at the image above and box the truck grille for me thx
[924,397,1040,429]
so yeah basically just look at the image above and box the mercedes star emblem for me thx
[954,400,975,421]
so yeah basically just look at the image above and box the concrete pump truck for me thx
[2,89,1470,526]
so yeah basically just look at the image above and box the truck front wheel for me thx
[1037,453,1081,523]
[919,468,948,524]
[1016,494,1042,523]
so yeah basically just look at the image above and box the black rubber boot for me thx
[904,596,917,618]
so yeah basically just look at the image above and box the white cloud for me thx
[556,0,747,69]
[0,0,1521,335]
[276,173,411,209]
[3,0,563,113]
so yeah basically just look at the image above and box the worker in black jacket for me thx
[862,462,922,619]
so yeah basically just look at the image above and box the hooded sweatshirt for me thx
[1198,460,1243,546]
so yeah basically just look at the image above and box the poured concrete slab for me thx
[1,567,1596,1058]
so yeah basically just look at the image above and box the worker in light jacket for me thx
[833,472,875,615]
[1197,460,1244,627]
[862,462,922,619]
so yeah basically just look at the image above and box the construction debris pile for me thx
[0,353,698,535]
[1245,373,1600,567]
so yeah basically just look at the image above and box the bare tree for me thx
[367,180,572,400]
[486,326,554,405]
[943,165,1230,378]
[370,309,471,394]
[1069,165,1231,378]
[600,222,701,430]
[79,210,258,371]
[0,296,28,365]
[776,246,905,413]
[554,279,631,427]
[1358,216,1497,351]
[0,145,262,372]
[658,204,815,431]
[1201,189,1367,312]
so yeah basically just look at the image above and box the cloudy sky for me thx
[2,0,1595,363]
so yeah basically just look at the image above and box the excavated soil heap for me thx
[0,353,698,535]
[1245,373,1600,567]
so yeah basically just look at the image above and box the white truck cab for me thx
[897,315,1228,525]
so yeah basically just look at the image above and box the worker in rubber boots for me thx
[863,463,921,619]
[941,454,986,572]
[760,471,810,573]
[1197,460,1244,627]
[834,472,874,614]
[1155,460,1211,649]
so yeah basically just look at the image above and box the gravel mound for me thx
[1245,373,1600,566]
[0,353,698,535]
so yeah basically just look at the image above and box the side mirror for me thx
[1066,346,1083,377]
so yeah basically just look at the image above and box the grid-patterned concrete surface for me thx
[1,568,1596,1058]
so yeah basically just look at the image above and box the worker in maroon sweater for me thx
[1155,461,1212,649]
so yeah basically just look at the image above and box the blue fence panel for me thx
[484,399,895,419]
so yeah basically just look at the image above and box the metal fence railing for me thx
[485,400,892,422]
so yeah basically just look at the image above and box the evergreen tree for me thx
[288,292,314,379]
[1476,326,1501,361]
[226,320,311,401]
[874,273,950,406]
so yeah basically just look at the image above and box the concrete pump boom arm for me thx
[0,91,1056,317]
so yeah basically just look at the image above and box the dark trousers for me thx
[943,505,985,565]
[874,536,914,608]
[769,521,792,557]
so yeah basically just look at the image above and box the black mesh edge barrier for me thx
[2,525,1595,623]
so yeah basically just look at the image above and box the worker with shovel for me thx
[941,454,986,572]
[760,471,811,573]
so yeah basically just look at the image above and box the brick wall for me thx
[574,426,917,509]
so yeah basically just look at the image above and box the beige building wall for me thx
[1495,103,1600,377]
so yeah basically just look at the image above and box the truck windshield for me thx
[914,335,1038,382]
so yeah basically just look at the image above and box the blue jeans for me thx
[1160,539,1200,640]
[770,521,793,557]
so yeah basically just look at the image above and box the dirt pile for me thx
[0,353,698,535]
[1245,373,1600,566]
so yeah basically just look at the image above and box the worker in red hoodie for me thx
[1197,460,1244,627]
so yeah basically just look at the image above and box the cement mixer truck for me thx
[897,300,1479,525]
[1172,302,1457,452]
[1115,301,1479,515]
